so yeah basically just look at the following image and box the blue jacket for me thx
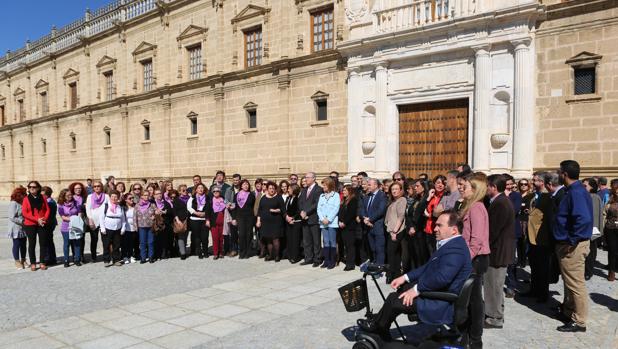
[553,180,593,245]
[405,235,472,325]
[361,190,387,226]
[317,192,340,228]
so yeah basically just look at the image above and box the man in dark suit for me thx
[299,172,324,267]
[483,174,515,329]
[358,210,472,340]
[361,178,388,265]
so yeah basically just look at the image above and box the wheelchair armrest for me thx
[419,291,458,302]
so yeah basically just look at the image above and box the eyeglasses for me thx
[28,186,38,189]
[519,183,529,186]
[394,178,403,181]
[94,185,102,188]
[290,178,298,181]
[134,188,142,191]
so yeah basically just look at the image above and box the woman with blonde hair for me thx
[8,186,27,269]
[459,173,490,348]
[317,177,340,269]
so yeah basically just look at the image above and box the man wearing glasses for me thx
[289,174,299,186]
[299,172,324,267]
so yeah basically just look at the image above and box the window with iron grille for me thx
[69,82,78,109]
[245,28,262,68]
[316,100,328,121]
[104,72,114,101]
[18,99,25,122]
[311,7,334,52]
[142,60,153,92]
[40,92,49,116]
[188,45,202,80]
[574,67,595,95]
[247,109,257,129]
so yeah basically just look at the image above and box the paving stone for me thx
[50,323,114,345]
[0,328,45,346]
[123,322,184,340]
[100,314,156,331]
[233,296,278,309]
[120,300,168,314]
[231,309,284,325]
[150,329,215,349]
[207,291,248,304]
[192,319,249,338]
[175,298,220,311]
[287,294,333,307]
[154,293,200,306]
[80,308,133,323]
[262,289,307,301]
[262,302,309,316]
[202,304,251,317]
[140,306,194,321]
[0,336,65,349]
[75,333,142,349]
[165,313,219,328]
[185,287,225,298]
[124,343,165,349]
[34,316,92,334]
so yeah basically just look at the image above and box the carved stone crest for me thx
[345,0,369,24]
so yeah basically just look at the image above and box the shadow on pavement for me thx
[590,292,618,312]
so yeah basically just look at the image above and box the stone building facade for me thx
[535,0,618,177]
[0,0,348,197]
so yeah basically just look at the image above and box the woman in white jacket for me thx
[99,190,126,266]
[84,181,109,263]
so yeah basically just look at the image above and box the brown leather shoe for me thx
[30,264,37,271]
[40,264,47,270]
[609,271,615,282]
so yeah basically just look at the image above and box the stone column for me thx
[121,107,130,181]
[511,39,534,177]
[161,97,172,178]
[472,45,491,172]
[278,73,291,174]
[347,68,362,174]
[374,63,389,176]
[86,112,94,179]
[28,125,34,179]
[53,120,61,188]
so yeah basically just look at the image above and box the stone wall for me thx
[535,0,618,177]
[0,0,348,198]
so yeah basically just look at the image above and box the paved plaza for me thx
[1,201,617,349]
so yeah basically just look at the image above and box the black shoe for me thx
[275,257,281,263]
[320,261,328,268]
[290,258,300,264]
[199,255,204,259]
[64,262,70,268]
[518,291,536,298]
[180,255,187,260]
[91,255,97,263]
[536,295,549,303]
[140,260,147,264]
[75,261,82,267]
[584,274,592,281]
[505,288,515,298]
[557,321,586,332]
[357,319,378,332]
[483,321,503,329]
[312,261,320,268]
[149,259,155,264]
[344,265,355,271]
[300,260,312,266]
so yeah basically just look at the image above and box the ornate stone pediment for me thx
[35,79,49,89]
[13,87,25,96]
[231,4,270,24]
[243,101,257,110]
[186,111,198,119]
[177,25,208,42]
[96,55,117,68]
[311,90,329,100]
[63,68,80,80]
[132,41,157,57]
[565,51,602,66]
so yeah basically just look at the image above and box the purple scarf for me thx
[155,198,165,210]
[237,190,249,208]
[212,197,226,213]
[164,192,174,207]
[179,194,190,204]
[74,196,83,207]
[91,192,105,209]
[138,199,151,213]
[196,194,206,208]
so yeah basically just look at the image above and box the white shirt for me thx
[85,193,110,227]
[99,204,126,233]
[187,197,206,221]
[123,207,136,232]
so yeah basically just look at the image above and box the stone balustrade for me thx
[373,0,478,33]
[0,0,166,74]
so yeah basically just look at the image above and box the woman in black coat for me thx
[339,185,359,271]
[406,179,429,270]
[285,184,302,263]
[232,180,256,259]
[170,190,190,259]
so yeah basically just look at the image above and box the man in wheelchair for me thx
[357,210,473,342]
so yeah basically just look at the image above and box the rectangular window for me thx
[104,72,114,101]
[248,109,257,129]
[0,105,5,126]
[245,28,262,68]
[18,99,25,122]
[143,124,150,141]
[316,100,328,121]
[42,139,47,154]
[19,142,24,157]
[188,45,202,80]
[69,82,78,109]
[105,129,111,146]
[1,145,5,160]
[142,60,153,92]
[40,92,49,116]
[311,8,334,52]
[70,134,77,150]
[190,118,198,135]
[574,67,595,95]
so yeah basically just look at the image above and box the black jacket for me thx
[298,184,324,225]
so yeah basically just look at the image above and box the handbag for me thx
[173,217,187,234]
[152,213,165,234]
[251,229,259,250]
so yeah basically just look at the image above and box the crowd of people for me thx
[6,160,615,347]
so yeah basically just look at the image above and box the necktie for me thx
[367,193,374,211]
[307,186,312,198]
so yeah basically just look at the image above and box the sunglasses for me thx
[394,178,403,181]
[134,187,142,190]
[520,183,529,186]
[94,185,102,188]
[28,186,38,189]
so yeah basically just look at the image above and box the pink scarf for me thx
[212,197,226,213]
[164,192,174,207]
[91,192,105,209]
[138,199,150,213]
[155,198,165,210]
[237,190,249,208]
[109,203,118,214]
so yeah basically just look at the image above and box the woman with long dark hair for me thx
[604,179,618,281]
[232,180,256,259]
[7,186,27,269]
[424,175,446,255]
[285,183,302,263]
[339,185,359,271]
[58,189,81,267]
[406,179,429,270]
[187,183,211,259]
[256,182,285,262]
[21,181,51,271]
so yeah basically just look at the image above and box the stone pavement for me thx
[1,201,617,348]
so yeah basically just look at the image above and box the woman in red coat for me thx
[424,175,446,255]
[21,181,51,271]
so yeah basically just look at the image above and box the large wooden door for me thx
[399,99,468,178]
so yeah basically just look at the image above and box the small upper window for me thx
[104,127,111,146]
[574,67,595,95]
[142,121,151,141]
[316,100,328,121]
[70,133,77,150]
[248,109,257,129]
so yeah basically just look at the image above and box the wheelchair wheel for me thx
[353,339,377,349]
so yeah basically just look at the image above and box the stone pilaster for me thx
[374,63,389,176]
[347,68,362,174]
[472,45,491,172]
[511,39,534,177]
[161,98,172,177]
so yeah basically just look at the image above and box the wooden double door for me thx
[398,99,469,178]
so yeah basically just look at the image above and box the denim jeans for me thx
[12,237,27,260]
[321,227,337,248]
[61,231,82,263]
[139,227,154,261]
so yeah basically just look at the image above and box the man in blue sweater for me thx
[357,210,472,340]
[554,160,592,333]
